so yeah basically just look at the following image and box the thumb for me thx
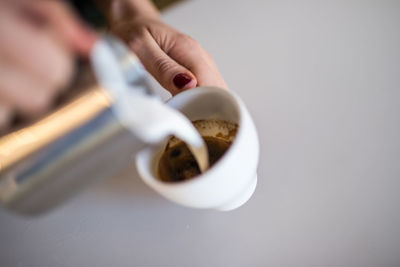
[129,31,197,95]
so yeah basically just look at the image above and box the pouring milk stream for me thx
[91,36,209,173]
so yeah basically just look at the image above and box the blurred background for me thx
[1,0,400,266]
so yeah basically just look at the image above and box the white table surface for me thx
[1,0,400,266]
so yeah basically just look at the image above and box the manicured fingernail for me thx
[173,73,193,89]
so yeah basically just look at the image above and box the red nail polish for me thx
[173,73,192,89]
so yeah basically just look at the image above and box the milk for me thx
[106,86,210,174]
[91,36,209,173]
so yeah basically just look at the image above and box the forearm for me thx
[95,0,160,25]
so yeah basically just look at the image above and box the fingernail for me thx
[173,73,193,89]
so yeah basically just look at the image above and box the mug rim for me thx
[135,86,259,209]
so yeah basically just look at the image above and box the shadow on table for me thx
[91,163,159,200]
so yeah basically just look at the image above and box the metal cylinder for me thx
[0,87,144,215]
[0,36,148,215]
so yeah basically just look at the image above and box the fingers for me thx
[111,17,227,95]
[168,35,227,89]
[0,62,55,118]
[0,0,95,131]
[128,30,197,95]
[0,3,74,94]
[18,0,98,56]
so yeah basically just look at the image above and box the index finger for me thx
[12,0,98,56]
[168,35,227,89]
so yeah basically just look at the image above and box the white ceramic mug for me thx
[135,87,259,211]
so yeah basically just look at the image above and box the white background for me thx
[1,0,400,266]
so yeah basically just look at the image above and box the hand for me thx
[110,16,227,95]
[0,0,97,131]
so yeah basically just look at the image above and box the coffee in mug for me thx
[158,119,238,182]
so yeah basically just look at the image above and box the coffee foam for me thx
[167,119,238,148]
